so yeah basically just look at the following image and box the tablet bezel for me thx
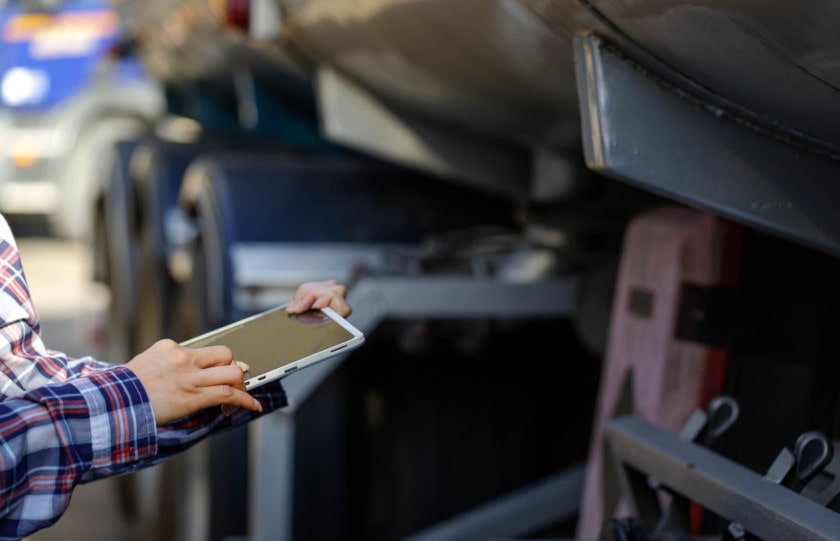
[180,304,365,390]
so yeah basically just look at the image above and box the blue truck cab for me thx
[0,0,163,239]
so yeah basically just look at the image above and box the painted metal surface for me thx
[279,0,590,149]
[117,0,840,154]
[574,33,840,256]
[587,0,840,154]
[279,0,840,153]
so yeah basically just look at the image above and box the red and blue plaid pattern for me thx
[0,216,287,539]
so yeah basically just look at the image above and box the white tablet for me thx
[181,304,365,390]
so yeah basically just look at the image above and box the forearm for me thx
[78,381,288,481]
[152,380,289,460]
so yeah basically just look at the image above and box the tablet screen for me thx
[182,306,361,386]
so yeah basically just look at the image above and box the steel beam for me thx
[575,33,840,256]
[605,415,840,541]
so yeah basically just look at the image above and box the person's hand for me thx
[125,339,262,425]
[286,279,351,317]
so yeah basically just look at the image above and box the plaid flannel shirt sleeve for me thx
[0,368,286,541]
[0,215,288,538]
[0,366,155,539]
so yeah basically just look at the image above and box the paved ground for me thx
[14,235,152,541]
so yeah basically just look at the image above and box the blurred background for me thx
[0,0,162,536]
[2,1,601,539]
[6,0,840,540]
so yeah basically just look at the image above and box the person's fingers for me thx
[195,385,263,414]
[222,362,250,417]
[189,363,248,389]
[182,362,258,414]
[127,339,265,425]
[190,345,235,369]
[287,285,320,313]
[288,280,350,316]
[312,291,352,317]
[290,280,342,303]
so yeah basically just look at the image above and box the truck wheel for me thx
[94,139,150,365]
[95,138,218,539]
[51,116,152,242]
[132,140,219,346]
